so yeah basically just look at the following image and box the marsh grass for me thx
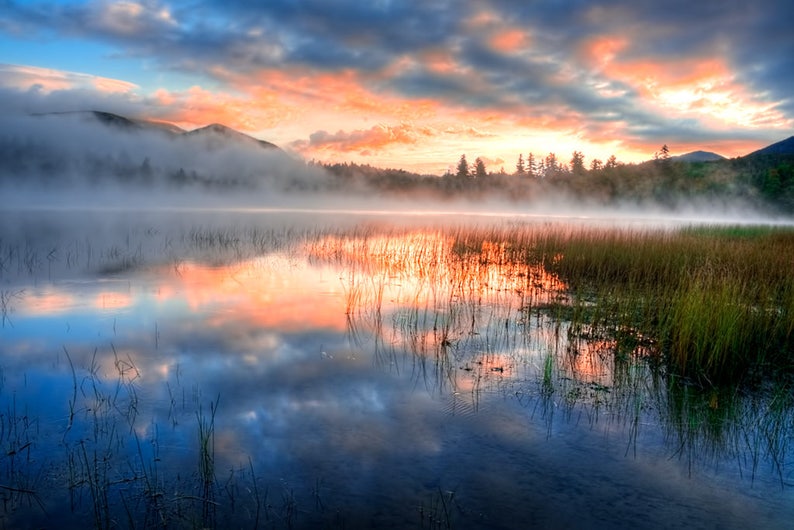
[659,376,794,485]
[197,394,219,524]
[418,487,458,530]
[0,341,289,529]
[530,225,794,386]
[311,222,793,386]
[0,289,23,328]
[315,222,793,488]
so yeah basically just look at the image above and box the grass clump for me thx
[521,224,794,386]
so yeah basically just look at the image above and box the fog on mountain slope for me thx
[0,111,328,202]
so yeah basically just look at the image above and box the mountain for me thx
[41,111,279,151]
[184,123,279,150]
[746,135,794,157]
[0,110,330,195]
[671,150,725,162]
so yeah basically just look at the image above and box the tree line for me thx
[319,145,794,212]
[448,150,624,180]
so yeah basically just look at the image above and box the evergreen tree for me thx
[527,152,537,178]
[516,153,526,175]
[474,157,487,179]
[544,153,558,177]
[654,144,671,162]
[456,154,470,179]
[570,151,586,175]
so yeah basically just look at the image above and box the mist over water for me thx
[2,111,792,228]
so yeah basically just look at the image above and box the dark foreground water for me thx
[0,209,791,529]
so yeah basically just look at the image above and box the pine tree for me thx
[474,157,487,179]
[456,154,470,179]
[544,153,558,177]
[527,153,536,178]
[570,151,585,175]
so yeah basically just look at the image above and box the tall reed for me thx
[532,225,794,385]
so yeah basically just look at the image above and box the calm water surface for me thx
[0,209,791,529]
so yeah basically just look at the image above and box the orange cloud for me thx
[151,258,348,333]
[18,290,75,316]
[95,291,133,310]
[152,65,443,146]
[578,37,792,132]
[489,29,528,53]
[293,122,436,155]
[418,49,464,76]
[146,84,289,132]
[249,67,441,122]
[580,35,629,69]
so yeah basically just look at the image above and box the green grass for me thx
[308,222,794,387]
[526,224,794,385]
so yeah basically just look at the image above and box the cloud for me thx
[0,63,139,95]
[1,0,792,168]
[292,123,435,155]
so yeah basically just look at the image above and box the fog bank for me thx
[1,111,792,226]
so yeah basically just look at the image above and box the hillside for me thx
[184,123,280,150]
[671,151,725,162]
[746,136,794,157]
[0,110,323,195]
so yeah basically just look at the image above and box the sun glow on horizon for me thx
[0,0,791,173]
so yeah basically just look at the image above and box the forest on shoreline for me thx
[317,149,794,212]
[2,111,792,214]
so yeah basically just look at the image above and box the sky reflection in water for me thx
[0,210,791,529]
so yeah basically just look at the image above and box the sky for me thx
[1,0,793,174]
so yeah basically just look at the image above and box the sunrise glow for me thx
[0,1,792,173]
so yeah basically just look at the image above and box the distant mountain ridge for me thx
[185,122,280,150]
[0,109,331,195]
[39,110,280,151]
[44,111,794,162]
[746,135,794,157]
[671,150,726,162]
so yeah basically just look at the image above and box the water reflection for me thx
[0,210,791,529]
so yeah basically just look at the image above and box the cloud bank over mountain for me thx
[0,110,331,206]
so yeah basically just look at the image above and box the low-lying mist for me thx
[1,111,791,227]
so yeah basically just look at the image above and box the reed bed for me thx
[523,225,794,386]
[307,222,794,387]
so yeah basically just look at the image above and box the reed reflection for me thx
[0,215,792,528]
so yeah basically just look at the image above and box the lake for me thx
[0,208,791,529]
